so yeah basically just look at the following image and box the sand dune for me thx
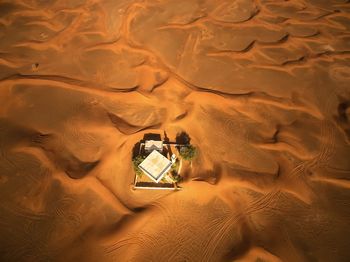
[0,0,350,261]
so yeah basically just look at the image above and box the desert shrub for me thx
[179,145,197,161]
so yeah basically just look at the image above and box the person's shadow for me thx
[163,131,173,158]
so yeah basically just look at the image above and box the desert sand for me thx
[0,0,350,261]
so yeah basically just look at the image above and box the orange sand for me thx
[0,0,350,261]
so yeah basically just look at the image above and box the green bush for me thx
[170,159,179,172]
[172,173,182,183]
[179,145,197,161]
[132,155,145,177]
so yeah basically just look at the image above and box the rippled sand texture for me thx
[1,0,350,261]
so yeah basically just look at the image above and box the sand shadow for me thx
[192,163,222,185]
[0,118,41,149]
[223,219,252,261]
[31,134,99,179]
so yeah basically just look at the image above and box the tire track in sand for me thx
[200,189,281,262]
[287,93,337,181]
